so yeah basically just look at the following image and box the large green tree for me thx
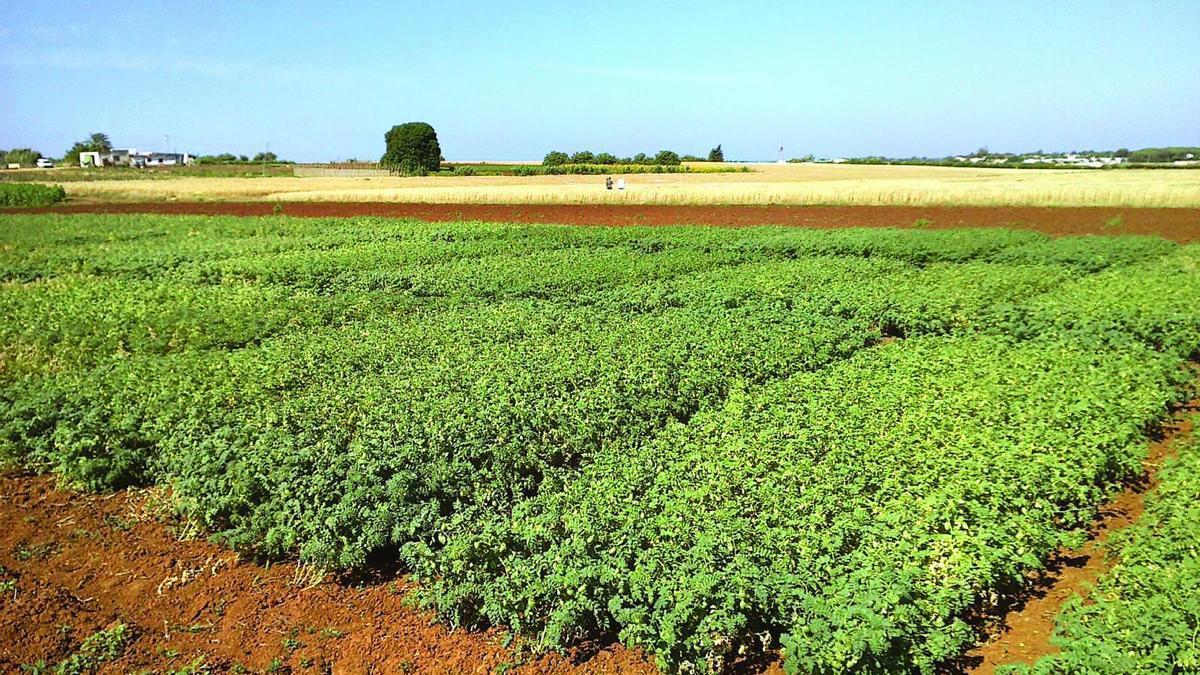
[381,122,441,174]
[707,144,724,162]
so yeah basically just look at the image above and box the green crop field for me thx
[1,214,1198,673]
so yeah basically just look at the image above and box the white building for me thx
[80,148,194,168]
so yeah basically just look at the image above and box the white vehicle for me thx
[36,158,54,168]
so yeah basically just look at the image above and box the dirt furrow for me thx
[7,203,1200,242]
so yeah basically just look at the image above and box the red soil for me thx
[0,474,656,674]
[11,203,1200,242]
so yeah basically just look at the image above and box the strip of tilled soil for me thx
[10,203,1200,242]
[0,474,656,674]
[959,402,1198,674]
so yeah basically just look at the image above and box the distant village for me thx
[809,147,1199,169]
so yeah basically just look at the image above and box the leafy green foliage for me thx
[1001,416,1200,674]
[2,148,43,167]
[415,337,1187,673]
[543,151,570,166]
[53,623,129,674]
[0,183,66,207]
[380,122,441,175]
[0,215,1197,673]
[543,150,688,166]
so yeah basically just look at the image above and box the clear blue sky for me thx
[1,1,1197,162]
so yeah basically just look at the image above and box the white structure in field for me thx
[79,148,194,168]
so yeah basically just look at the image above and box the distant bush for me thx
[655,150,682,165]
[453,166,478,176]
[543,151,570,166]
[2,148,43,167]
[0,183,66,207]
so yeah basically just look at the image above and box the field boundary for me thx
[6,202,1200,242]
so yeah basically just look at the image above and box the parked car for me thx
[36,158,54,168]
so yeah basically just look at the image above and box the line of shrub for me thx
[512,163,747,176]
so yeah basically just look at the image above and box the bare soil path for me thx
[0,474,656,674]
[9,203,1200,242]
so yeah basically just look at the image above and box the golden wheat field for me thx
[49,163,1200,208]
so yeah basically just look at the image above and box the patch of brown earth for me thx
[0,473,656,674]
[9,203,1200,242]
[958,404,1198,674]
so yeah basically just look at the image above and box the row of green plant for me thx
[415,335,1188,673]
[0,183,66,207]
[1,215,1198,673]
[1001,414,1200,674]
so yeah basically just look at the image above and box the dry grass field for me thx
[45,162,1200,208]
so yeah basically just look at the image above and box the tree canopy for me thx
[381,122,441,175]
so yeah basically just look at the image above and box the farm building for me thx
[79,149,194,168]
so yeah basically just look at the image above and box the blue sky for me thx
[1,1,1197,162]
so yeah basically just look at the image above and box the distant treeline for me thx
[457,163,746,176]
[544,150,684,166]
[1125,146,1200,163]
[196,152,293,164]
[795,146,1200,169]
[542,147,732,166]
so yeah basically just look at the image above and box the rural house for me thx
[79,148,195,168]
